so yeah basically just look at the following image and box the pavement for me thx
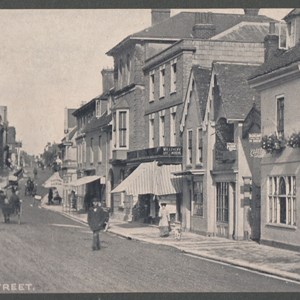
[39,201,300,284]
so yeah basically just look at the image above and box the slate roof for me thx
[134,12,273,39]
[214,63,261,120]
[213,22,279,43]
[73,92,110,117]
[107,11,274,54]
[83,112,112,133]
[249,43,300,80]
[191,65,211,120]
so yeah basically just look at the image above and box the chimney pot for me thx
[151,9,171,26]
[244,9,260,16]
[101,68,114,93]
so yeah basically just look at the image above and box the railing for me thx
[127,146,182,160]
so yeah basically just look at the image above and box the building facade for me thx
[179,62,262,240]
[108,9,275,222]
[248,9,300,250]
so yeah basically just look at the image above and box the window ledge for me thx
[266,223,297,230]
[159,96,165,100]
[170,91,176,95]
[149,99,154,103]
[195,163,203,168]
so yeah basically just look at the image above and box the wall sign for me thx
[249,133,261,143]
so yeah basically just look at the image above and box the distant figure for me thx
[48,188,53,205]
[158,203,170,237]
[70,190,77,210]
[33,167,38,180]
[10,187,21,215]
[53,189,62,205]
[84,192,93,212]
[87,199,108,251]
[1,189,14,223]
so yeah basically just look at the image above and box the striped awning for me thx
[111,161,182,196]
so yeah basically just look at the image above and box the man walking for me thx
[87,198,107,251]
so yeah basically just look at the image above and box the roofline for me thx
[248,62,300,90]
[210,21,276,41]
[106,36,180,56]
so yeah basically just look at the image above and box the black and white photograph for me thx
[0,3,300,297]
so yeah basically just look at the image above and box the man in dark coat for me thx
[87,199,108,251]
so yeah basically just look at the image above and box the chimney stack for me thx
[192,12,216,39]
[151,9,171,26]
[244,9,260,16]
[101,68,114,93]
[264,21,279,61]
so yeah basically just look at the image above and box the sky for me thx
[0,8,292,155]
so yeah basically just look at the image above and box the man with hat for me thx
[87,198,108,251]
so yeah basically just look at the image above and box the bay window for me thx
[268,176,296,226]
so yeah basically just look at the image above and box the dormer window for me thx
[96,100,101,118]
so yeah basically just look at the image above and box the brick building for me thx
[248,9,300,250]
[71,69,114,210]
[108,9,275,222]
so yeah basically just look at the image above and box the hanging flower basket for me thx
[287,132,300,148]
[261,133,285,154]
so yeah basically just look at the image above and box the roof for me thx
[192,65,211,120]
[83,112,112,133]
[211,22,279,42]
[134,12,273,39]
[107,11,274,55]
[249,43,300,80]
[73,92,109,117]
[112,98,130,110]
[283,9,300,21]
[214,63,261,120]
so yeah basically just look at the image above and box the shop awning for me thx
[67,175,104,187]
[111,161,182,196]
[43,172,63,188]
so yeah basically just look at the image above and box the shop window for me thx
[193,181,203,216]
[216,182,229,223]
[268,176,296,226]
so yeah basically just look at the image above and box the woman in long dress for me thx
[158,203,170,237]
